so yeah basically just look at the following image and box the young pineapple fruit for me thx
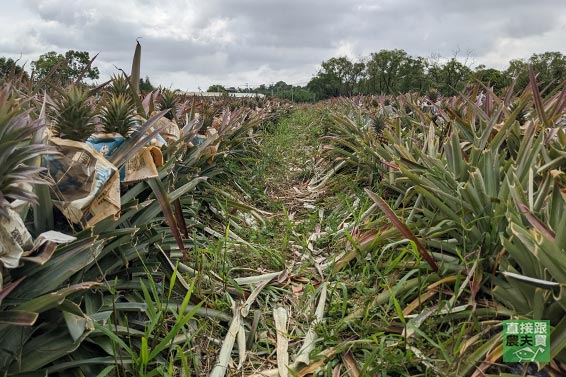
[51,86,96,141]
[100,94,137,137]
[371,115,388,144]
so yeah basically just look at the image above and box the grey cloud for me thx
[2,0,566,90]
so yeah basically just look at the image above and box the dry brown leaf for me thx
[342,351,360,377]
[426,275,458,290]
[471,343,503,377]
[332,364,342,377]
[274,307,289,377]
[402,290,437,316]
[292,284,304,296]
[297,360,325,376]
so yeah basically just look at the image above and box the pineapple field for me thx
[2,42,566,377]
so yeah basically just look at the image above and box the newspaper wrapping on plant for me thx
[122,146,163,183]
[87,134,163,184]
[45,137,120,227]
[204,127,219,158]
[0,208,33,269]
[154,115,180,144]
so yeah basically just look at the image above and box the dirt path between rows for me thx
[218,107,334,376]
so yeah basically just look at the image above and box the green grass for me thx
[210,106,423,375]
[206,106,428,375]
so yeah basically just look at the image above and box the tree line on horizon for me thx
[210,49,566,102]
[2,48,565,102]
[0,50,155,92]
[304,49,566,100]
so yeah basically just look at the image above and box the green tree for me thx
[290,87,315,102]
[273,85,315,103]
[427,58,472,96]
[363,49,428,94]
[505,58,530,92]
[31,50,99,84]
[207,84,226,92]
[504,52,566,93]
[399,56,429,93]
[0,57,24,78]
[307,73,340,99]
[139,76,154,92]
[307,56,364,99]
[273,81,292,91]
[365,49,405,94]
[474,65,509,92]
[528,52,566,91]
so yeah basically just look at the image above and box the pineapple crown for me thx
[370,115,386,134]
[50,86,96,141]
[427,88,440,103]
[509,99,529,125]
[110,74,130,97]
[159,89,178,120]
[100,93,137,136]
[201,102,219,128]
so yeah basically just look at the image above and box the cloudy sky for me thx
[1,0,565,91]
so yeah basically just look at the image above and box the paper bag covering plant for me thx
[44,86,120,227]
[89,90,161,183]
[156,89,181,144]
[0,84,74,272]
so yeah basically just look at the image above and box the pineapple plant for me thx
[370,115,388,143]
[0,84,53,277]
[50,86,96,141]
[509,98,529,125]
[201,102,219,129]
[110,74,130,97]
[99,93,137,136]
[403,102,412,115]
[425,88,440,119]
[159,89,178,120]
[426,88,439,103]
[0,85,51,218]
